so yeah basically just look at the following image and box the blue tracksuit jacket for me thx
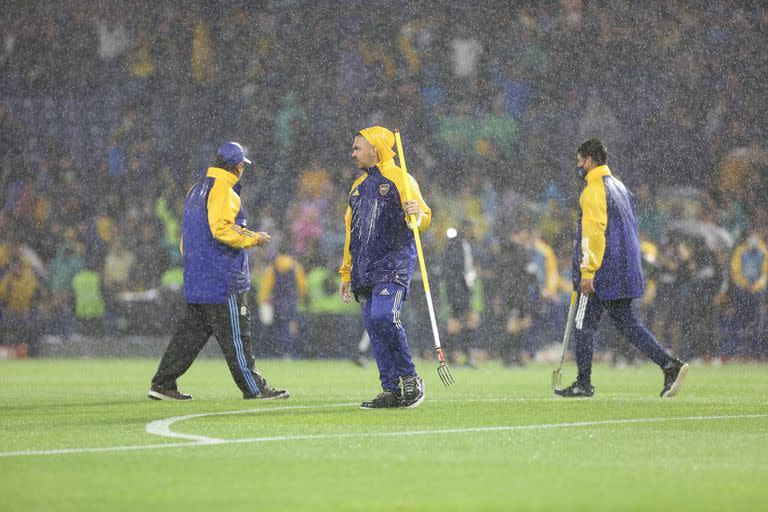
[572,165,644,300]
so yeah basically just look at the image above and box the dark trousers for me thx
[359,283,417,392]
[271,314,300,358]
[151,292,267,398]
[730,289,764,357]
[574,295,672,385]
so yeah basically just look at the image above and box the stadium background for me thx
[1,0,767,361]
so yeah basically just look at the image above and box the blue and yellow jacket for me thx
[572,165,644,300]
[339,126,431,295]
[182,167,264,303]
[730,239,768,293]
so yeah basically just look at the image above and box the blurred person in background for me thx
[339,126,431,409]
[528,227,560,355]
[148,142,288,401]
[290,161,334,254]
[0,246,41,355]
[440,220,480,367]
[677,236,723,361]
[46,232,84,337]
[487,226,535,367]
[102,226,136,334]
[130,219,169,291]
[654,236,686,356]
[557,139,688,399]
[70,251,106,337]
[727,227,767,361]
[258,238,308,359]
[303,238,360,359]
[638,234,660,327]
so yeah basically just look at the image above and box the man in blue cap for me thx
[148,142,289,400]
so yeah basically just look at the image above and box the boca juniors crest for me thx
[379,183,390,196]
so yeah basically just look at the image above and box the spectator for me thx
[130,220,168,291]
[487,226,536,367]
[529,227,560,351]
[440,221,480,367]
[678,237,723,360]
[727,228,768,360]
[46,235,84,336]
[0,246,41,351]
[102,226,137,332]
[303,239,359,358]
[258,241,309,358]
[71,252,106,337]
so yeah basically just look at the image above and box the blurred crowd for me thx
[1,0,767,361]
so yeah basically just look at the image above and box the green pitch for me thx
[1,358,766,511]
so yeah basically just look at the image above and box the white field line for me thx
[144,403,359,443]
[0,399,765,458]
[143,398,556,443]
[226,413,768,444]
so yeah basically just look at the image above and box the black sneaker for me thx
[401,375,425,408]
[554,381,594,398]
[148,385,193,401]
[661,359,689,398]
[360,390,403,409]
[245,371,290,400]
[244,385,290,400]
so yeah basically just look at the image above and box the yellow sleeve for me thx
[730,246,748,290]
[295,262,308,301]
[538,241,559,295]
[339,206,352,283]
[258,266,275,304]
[579,181,608,280]
[406,175,432,232]
[207,179,261,249]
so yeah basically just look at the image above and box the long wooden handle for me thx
[394,130,443,353]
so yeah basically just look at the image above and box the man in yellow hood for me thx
[339,126,431,409]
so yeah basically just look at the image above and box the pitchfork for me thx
[394,130,454,387]
[552,292,579,393]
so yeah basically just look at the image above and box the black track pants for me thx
[151,292,267,397]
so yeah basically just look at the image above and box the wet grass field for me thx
[1,358,766,511]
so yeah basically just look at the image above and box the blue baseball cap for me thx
[217,142,252,165]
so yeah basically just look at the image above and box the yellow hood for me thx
[359,126,396,166]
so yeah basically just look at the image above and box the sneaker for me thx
[660,359,689,398]
[244,385,290,400]
[554,381,594,398]
[245,371,290,399]
[360,390,403,409]
[401,375,425,408]
[148,385,193,401]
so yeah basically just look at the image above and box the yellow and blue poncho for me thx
[339,126,431,296]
